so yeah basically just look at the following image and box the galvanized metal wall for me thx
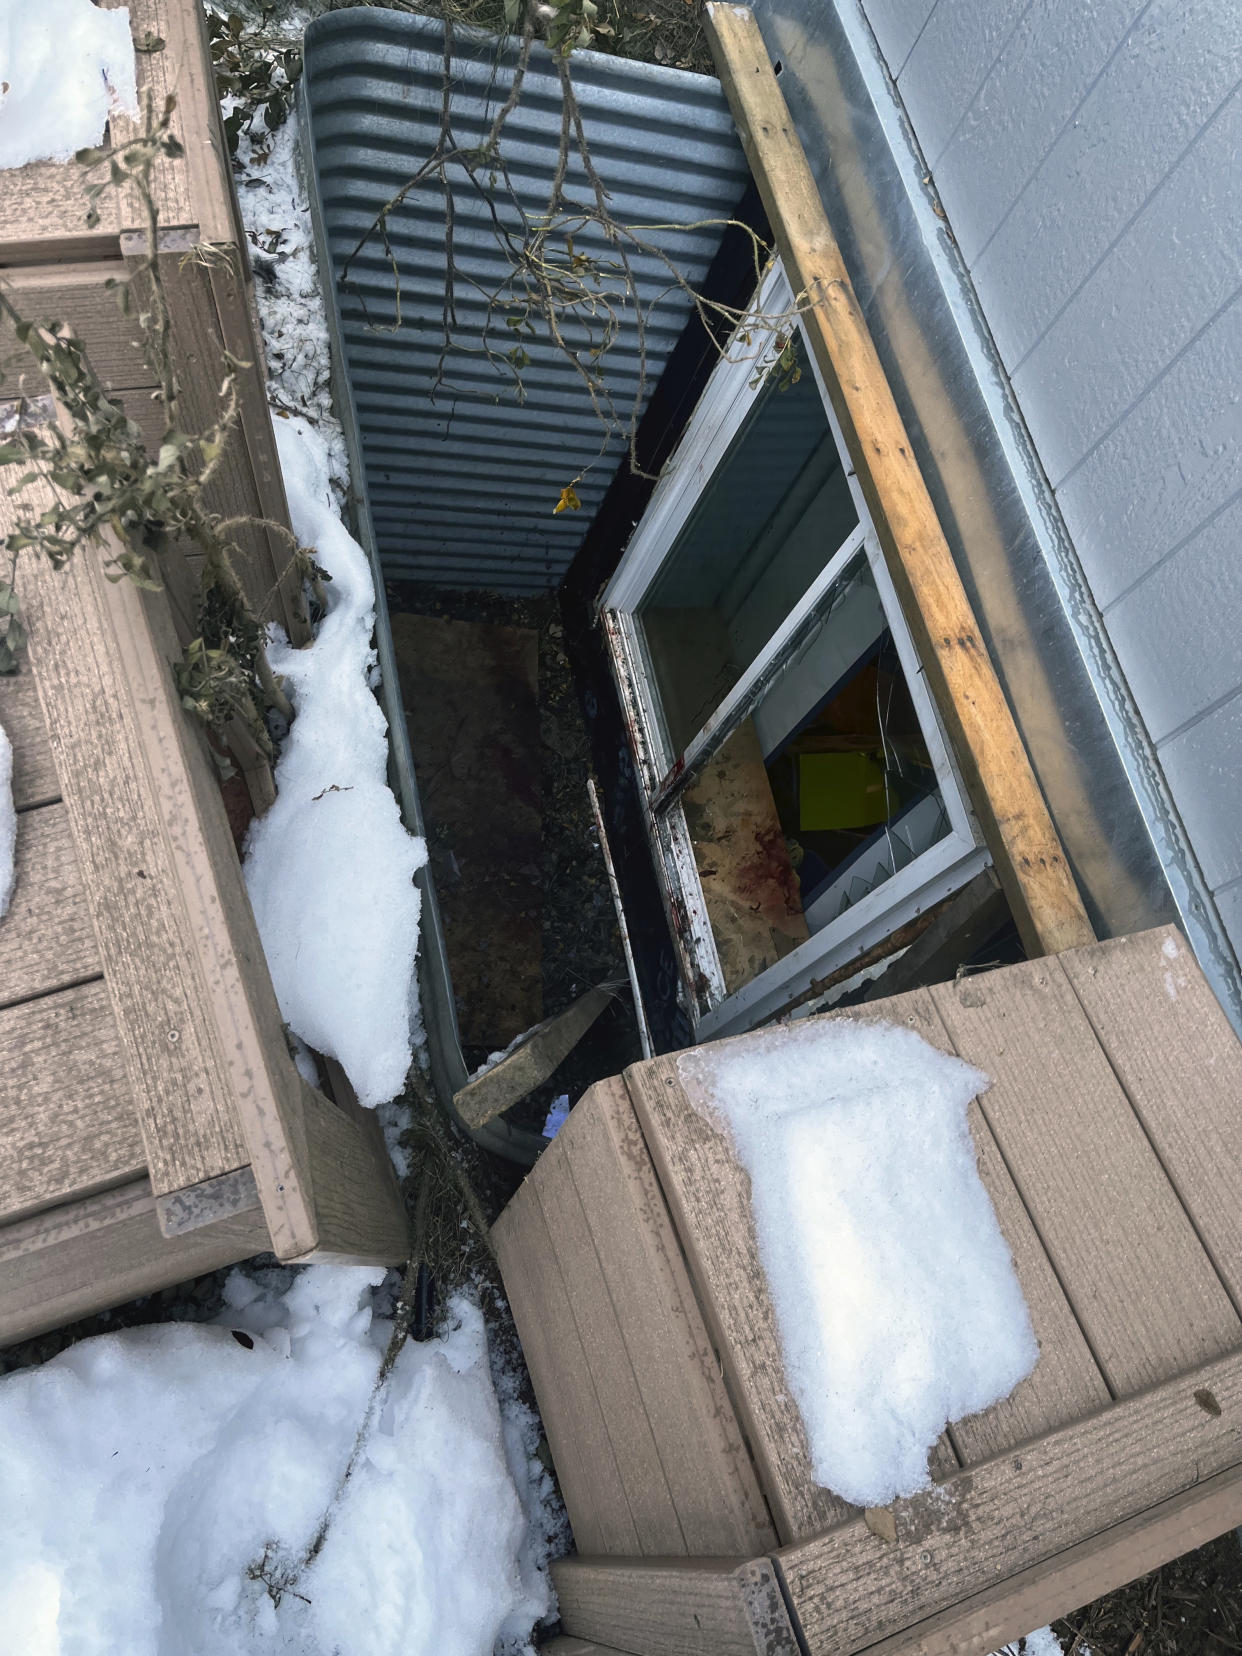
[850,0,1242,991]
[750,0,1242,1029]
[301,10,748,594]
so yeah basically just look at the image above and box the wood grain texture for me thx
[930,959,1242,1394]
[91,523,321,1254]
[702,4,1093,961]
[533,1115,686,1554]
[777,1347,1242,1654]
[13,522,250,1195]
[493,1181,641,1557]
[0,802,101,1009]
[0,1176,269,1349]
[856,1464,1242,1656]
[0,665,59,811]
[0,0,212,261]
[0,264,157,393]
[828,989,1111,1464]
[0,982,146,1223]
[624,1054,855,1545]
[559,1077,777,1555]
[1060,925,1242,1316]
[293,1079,409,1266]
[552,1555,800,1656]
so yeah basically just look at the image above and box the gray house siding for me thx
[846,0,1242,965]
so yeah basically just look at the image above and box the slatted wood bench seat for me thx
[494,925,1242,1655]
[0,0,408,1345]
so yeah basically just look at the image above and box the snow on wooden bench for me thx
[0,0,408,1346]
[494,926,1242,1656]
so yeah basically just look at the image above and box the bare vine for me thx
[0,87,308,759]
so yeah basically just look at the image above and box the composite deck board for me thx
[0,802,100,1009]
[831,991,1112,1464]
[554,1078,777,1556]
[11,518,250,1195]
[0,666,59,812]
[0,1177,268,1347]
[494,1190,641,1557]
[1060,925,1242,1317]
[775,1346,1242,1655]
[625,1055,856,1545]
[0,263,158,393]
[552,1556,801,1656]
[929,960,1242,1394]
[0,981,146,1222]
[534,1119,687,1556]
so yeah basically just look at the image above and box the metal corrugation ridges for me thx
[302,9,749,593]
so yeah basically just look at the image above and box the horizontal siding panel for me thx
[932,0,1146,265]
[1158,693,1242,890]
[302,11,748,593]
[1054,291,1242,610]
[1012,86,1242,484]
[1216,880,1242,961]
[896,0,1030,169]
[1103,494,1242,744]
[971,0,1242,369]
[860,0,939,76]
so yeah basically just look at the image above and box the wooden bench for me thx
[494,926,1242,1654]
[0,0,408,1344]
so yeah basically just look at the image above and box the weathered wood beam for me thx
[703,4,1094,959]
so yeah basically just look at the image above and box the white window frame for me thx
[601,264,990,1038]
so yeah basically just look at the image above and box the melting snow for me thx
[0,0,137,170]
[243,416,427,1108]
[0,1268,550,1655]
[678,1017,1038,1508]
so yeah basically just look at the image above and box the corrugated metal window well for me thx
[299,12,1011,1155]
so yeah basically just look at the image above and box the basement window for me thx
[601,266,989,1037]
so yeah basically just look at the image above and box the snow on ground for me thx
[990,1630,1066,1656]
[0,718,13,918]
[0,1267,550,1656]
[244,416,427,1109]
[0,0,137,170]
[679,1017,1038,1509]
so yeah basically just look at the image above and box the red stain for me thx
[734,825,803,919]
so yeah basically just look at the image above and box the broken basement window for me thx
[602,264,991,1036]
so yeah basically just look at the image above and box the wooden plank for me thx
[775,1346,1242,1655]
[455,984,617,1129]
[0,264,157,393]
[553,1555,801,1656]
[534,1119,685,1554]
[1060,925,1242,1317]
[155,1165,261,1238]
[624,1054,856,1544]
[543,1641,636,1656]
[929,959,1242,1394]
[562,1077,778,1555]
[0,982,146,1223]
[13,521,251,1196]
[87,523,320,1254]
[703,4,1094,961]
[0,664,59,811]
[0,1176,269,1348]
[828,990,1111,1465]
[493,1182,641,1557]
[861,866,1010,1000]
[0,0,214,263]
[857,1463,1242,1656]
[0,802,101,1009]
[292,1079,409,1266]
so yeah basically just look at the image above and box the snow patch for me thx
[244,416,427,1108]
[0,718,13,918]
[990,1630,1065,1656]
[0,0,138,170]
[678,1018,1038,1508]
[0,1267,548,1655]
